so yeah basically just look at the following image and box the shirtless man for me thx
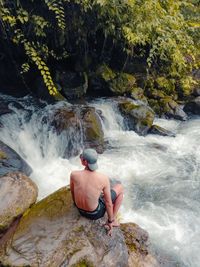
[70,148,123,236]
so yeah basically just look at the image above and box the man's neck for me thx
[85,166,92,171]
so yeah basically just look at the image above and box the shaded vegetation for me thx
[0,0,199,101]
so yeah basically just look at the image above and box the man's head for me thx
[80,148,98,171]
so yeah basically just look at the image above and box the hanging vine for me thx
[44,0,66,30]
[0,0,64,99]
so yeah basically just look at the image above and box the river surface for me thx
[0,94,200,267]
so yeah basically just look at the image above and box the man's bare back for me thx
[70,169,111,211]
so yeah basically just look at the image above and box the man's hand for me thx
[104,221,113,236]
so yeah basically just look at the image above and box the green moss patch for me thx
[0,150,7,160]
[72,258,94,267]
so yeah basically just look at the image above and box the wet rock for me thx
[192,87,200,97]
[146,87,187,120]
[119,100,155,135]
[130,87,148,104]
[184,96,200,115]
[55,71,88,99]
[0,97,25,116]
[109,72,136,95]
[0,187,129,267]
[148,143,168,152]
[0,172,38,232]
[159,97,187,121]
[149,125,176,137]
[80,107,104,153]
[90,65,137,97]
[49,106,104,157]
[0,100,11,116]
[121,223,160,267]
[0,140,32,177]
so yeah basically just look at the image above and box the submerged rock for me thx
[0,140,32,177]
[149,125,176,137]
[0,172,38,232]
[0,187,159,267]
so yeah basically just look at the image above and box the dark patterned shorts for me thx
[77,189,117,220]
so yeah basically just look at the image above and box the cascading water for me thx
[0,93,200,267]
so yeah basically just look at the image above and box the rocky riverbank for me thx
[0,178,159,267]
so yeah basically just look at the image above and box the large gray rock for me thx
[0,140,32,177]
[0,172,38,232]
[121,223,160,267]
[184,96,200,115]
[166,101,188,121]
[0,187,128,267]
[0,187,159,267]
[119,100,155,135]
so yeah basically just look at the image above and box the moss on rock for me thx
[0,187,129,267]
[119,101,139,113]
[72,258,94,267]
[109,73,136,95]
[155,76,176,95]
[0,150,7,159]
[96,64,116,82]
[177,76,198,98]
[130,87,147,103]
[119,100,155,135]
[81,107,104,152]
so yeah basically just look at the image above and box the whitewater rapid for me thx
[0,94,199,267]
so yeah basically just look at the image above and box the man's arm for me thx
[103,177,114,222]
[70,173,75,202]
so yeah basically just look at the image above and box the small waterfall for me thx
[0,94,85,199]
[0,94,200,267]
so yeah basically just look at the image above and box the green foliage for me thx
[109,73,136,95]
[177,76,198,97]
[0,0,199,99]
[155,77,176,95]
[44,0,66,30]
[96,64,116,82]
[32,15,49,37]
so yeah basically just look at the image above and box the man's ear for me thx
[81,158,88,166]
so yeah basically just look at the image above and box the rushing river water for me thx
[0,94,200,267]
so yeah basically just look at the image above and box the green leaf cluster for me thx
[0,0,199,99]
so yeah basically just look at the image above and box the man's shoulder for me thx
[95,171,109,182]
[70,170,81,178]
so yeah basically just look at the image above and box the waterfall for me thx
[0,93,200,267]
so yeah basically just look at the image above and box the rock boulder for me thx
[184,96,200,115]
[121,223,160,267]
[119,100,155,135]
[0,140,32,177]
[0,187,128,267]
[0,172,38,232]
